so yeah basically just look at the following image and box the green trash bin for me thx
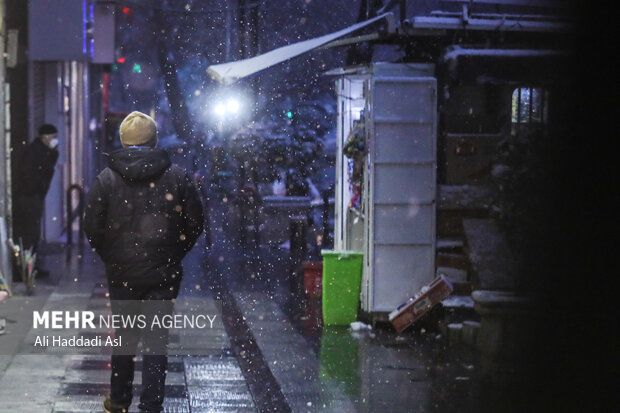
[321,250,364,326]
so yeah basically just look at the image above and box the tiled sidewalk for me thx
[0,240,257,413]
[49,354,255,413]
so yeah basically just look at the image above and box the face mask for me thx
[49,138,59,149]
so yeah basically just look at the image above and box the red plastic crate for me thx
[302,261,323,298]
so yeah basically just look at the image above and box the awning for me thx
[207,13,393,85]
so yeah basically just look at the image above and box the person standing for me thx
[12,124,59,280]
[83,111,203,413]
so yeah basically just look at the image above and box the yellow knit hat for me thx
[119,111,158,147]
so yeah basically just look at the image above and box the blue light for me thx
[82,0,87,55]
[286,111,293,119]
[90,3,94,58]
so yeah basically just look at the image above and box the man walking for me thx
[12,124,59,280]
[84,111,204,413]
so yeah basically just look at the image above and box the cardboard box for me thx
[389,275,454,333]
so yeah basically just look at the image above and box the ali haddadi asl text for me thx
[34,335,121,347]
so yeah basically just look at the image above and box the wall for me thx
[439,84,512,185]
[0,0,12,285]
[5,0,28,173]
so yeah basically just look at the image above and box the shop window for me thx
[511,87,548,134]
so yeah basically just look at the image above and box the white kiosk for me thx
[333,63,437,318]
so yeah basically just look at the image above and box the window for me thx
[511,87,549,134]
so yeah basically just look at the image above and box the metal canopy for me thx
[406,15,572,33]
[206,13,394,85]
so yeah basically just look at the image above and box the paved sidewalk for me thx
[204,200,503,413]
[234,290,356,412]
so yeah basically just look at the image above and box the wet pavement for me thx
[0,235,257,413]
[0,194,529,413]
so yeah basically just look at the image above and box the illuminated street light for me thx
[213,97,242,118]
[209,91,251,123]
[227,98,240,113]
[214,103,226,116]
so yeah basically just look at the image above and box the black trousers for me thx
[12,194,43,281]
[108,283,178,412]
[12,194,43,251]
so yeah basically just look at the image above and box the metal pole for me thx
[289,216,307,308]
[517,87,522,134]
[78,187,84,245]
[322,190,331,249]
[250,0,259,104]
[252,169,260,249]
[540,89,547,124]
[238,163,246,248]
[225,2,231,61]
[0,0,13,289]
[529,87,533,124]
[290,217,307,261]
[239,198,247,248]
[237,0,247,60]
[66,188,73,246]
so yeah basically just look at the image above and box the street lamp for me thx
[214,103,226,117]
[213,97,242,118]
[226,98,240,113]
[206,91,254,249]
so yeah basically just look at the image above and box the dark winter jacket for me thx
[83,147,204,289]
[13,137,59,198]
[12,137,59,249]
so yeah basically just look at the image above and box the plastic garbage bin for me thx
[321,250,363,325]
